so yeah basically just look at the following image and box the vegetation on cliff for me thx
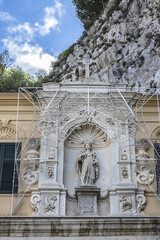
[72,0,109,30]
[0,50,45,92]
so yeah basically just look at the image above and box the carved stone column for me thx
[30,117,67,216]
[109,120,146,216]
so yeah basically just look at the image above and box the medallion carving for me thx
[136,194,146,213]
[120,196,132,212]
[43,195,57,213]
[136,164,154,185]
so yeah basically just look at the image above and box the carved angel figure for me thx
[76,142,99,185]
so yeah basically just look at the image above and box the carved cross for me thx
[82,56,93,78]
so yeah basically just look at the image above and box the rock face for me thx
[50,0,160,91]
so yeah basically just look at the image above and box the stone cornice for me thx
[0,217,160,237]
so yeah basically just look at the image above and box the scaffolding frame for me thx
[11,85,160,215]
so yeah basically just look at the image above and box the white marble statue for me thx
[76,142,99,185]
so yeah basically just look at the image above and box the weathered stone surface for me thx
[0,217,160,238]
[50,0,160,92]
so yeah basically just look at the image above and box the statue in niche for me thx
[76,142,99,185]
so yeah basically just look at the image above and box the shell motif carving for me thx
[0,120,18,139]
[65,123,108,149]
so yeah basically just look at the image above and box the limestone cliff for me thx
[49,0,160,91]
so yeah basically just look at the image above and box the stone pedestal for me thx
[75,186,100,215]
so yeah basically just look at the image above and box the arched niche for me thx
[63,122,112,195]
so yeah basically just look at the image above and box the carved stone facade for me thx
[28,82,149,217]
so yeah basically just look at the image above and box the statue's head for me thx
[84,142,92,151]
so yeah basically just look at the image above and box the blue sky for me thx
[0,0,83,75]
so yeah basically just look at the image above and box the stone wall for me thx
[50,0,160,92]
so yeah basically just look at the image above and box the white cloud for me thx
[35,0,64,36]
[55,0,64,17]
[0,11,15,21]
[1,1,65,75]
[3,39,56,75]
[8,23,34,42]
